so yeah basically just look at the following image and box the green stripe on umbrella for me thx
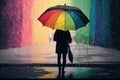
[38,4,89,31]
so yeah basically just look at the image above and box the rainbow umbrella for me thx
[38,4,89,31]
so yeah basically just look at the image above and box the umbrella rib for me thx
[42,10,60,26]
[43,13,56,26]
[67,10,77,29]
[71,10,86,27]
[52,11,63,29]
[53,11,65,30]
[65,11,76,30]
[38,4,90,31]
[74,10,89,26]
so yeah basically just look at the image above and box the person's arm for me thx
[67,31,72,43]
[53,31,57,41]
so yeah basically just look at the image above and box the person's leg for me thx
[57,53,61,72]
[62,53,67,73]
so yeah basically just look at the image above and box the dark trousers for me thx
[57,53,67,71]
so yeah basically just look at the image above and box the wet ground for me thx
[1,66,120,79]
[0,43,120,79]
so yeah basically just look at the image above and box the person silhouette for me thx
[53,30,72,73]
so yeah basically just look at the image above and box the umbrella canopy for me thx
[38,4,89,31]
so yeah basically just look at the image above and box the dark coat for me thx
[53,30,72,54]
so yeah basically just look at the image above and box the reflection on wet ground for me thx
[0,43,120,79]
[1,43,120,64]
[0,66,120,79]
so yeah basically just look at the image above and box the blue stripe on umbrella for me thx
[67,10,85,29]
